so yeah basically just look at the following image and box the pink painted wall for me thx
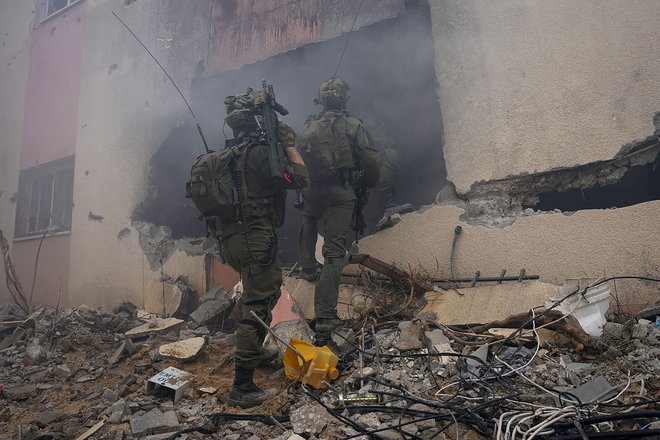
[13,4,87,307]
[209,0,322,73]
[12,235,71,307]
[20,4,86,169]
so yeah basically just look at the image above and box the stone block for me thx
[189,289,231,327]
[3,383,37,401]
[158,337,205,361]
[290,403,330,435]
[130,408,180,437]
[395,321,423,350]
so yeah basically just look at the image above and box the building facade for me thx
[0,0,658,311]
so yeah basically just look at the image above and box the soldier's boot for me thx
[314,317,345,334]
[228,365,277,408]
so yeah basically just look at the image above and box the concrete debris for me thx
[52,362,80,379]
[3,383,37,401]
[145,275,193,319]
[1,276,659,440]
[36,410,66,427]
[270,319,315,350]
[109,338,136,365]
[158,337,205,361]
[125,317,184,339]
[0,407,10,423]
[394,321,424,350]
[129,408,180,436]
[188,286,231,328]
[283,276,372,320]
[636,300,660,320]
[107,398,131,423]
[290,402,330,435]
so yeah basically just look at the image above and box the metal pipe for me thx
[248,311,307,383]
[432,274,540,283]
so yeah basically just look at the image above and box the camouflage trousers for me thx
[223,227,281,369]
[298,186,355,319]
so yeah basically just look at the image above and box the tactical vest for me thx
[296,111,358,182]
[186,138,285,237]
[296,111,381,188]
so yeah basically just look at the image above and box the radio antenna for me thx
[332,0,364,79]
[112,11,210,153]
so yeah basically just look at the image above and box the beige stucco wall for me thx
[68,0,212,307]
[0,2,35,304]
[358,201,660,306]
[430,0,660,193]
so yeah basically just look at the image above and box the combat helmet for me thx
[224,88,265,134]
[317,78,351,110]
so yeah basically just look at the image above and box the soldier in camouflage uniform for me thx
[220,89,309,408]
[296,79,380,344]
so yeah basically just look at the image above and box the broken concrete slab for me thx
[144,432,187,440]
[52,363,80,380]
[36,411,66,428]
[108,398,131,423]
[283,276,372,320]
[158,337,205,361]
[270,319,315,349]
[395,321,424,350]
[423,281,560,325]
[130,408,180,436]
[145,276,191,318]
[109,339,135,365]
[290,403,330,435]
[558,376,616,404]
[423,329,456,362]
[636,300,660,320]
[3,383,37,401]
[125,317,184,339]
[189,288,231,328]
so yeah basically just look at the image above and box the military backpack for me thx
[296,111,380,187]
[186,146,241,222]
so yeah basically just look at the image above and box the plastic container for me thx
[283,338,340,389]
[546,281,611,337]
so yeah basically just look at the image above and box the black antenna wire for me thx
[112,11,210,153]
[332,0,364,79]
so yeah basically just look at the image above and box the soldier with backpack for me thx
[296,78,381,345]
[187,86,308,408]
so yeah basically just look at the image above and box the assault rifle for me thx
[352,171,367,243]
[259,79,292,182]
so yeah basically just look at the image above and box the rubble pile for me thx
[1,277,659,439]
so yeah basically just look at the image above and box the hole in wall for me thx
[135,1,447,262]
[525,158,660,212]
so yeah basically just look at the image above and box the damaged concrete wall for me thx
[208,0,405,73]
[430,0,660,194]
[68,0,213,307]
[0,2,35,304]
[358,202,660,306]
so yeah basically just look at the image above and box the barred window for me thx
[14,156,75,238]
[39,0,84,22]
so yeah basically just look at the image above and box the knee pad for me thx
[241,318,266,337]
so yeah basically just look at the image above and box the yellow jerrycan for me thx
[283,338,340,389]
